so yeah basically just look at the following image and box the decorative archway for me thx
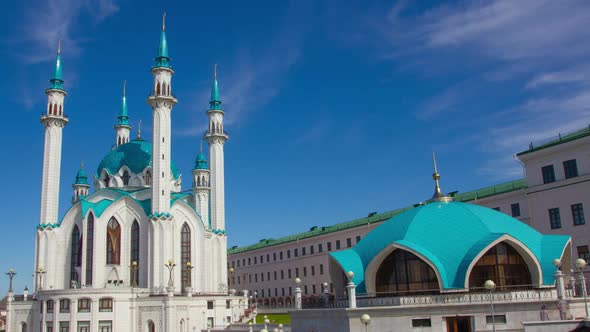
[467,241,533,289]
[373,248,439,296]
[146,320,155,332]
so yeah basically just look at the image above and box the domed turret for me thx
[193,141,210,226]
[72,162,90,204]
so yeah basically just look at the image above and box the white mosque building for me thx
[5,14,246,332]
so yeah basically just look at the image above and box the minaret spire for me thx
[155,12,170,68]
[138,120,142,139]
[210,64,222,110]
[114,80,131,147]
[431,152,452,202]
[48,39,64,90]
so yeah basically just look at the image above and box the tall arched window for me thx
[122,171,130,186]
[181,223,191,291]
[375,249,439,295]
[468,242,532,289]
[70,226,81,287]
[21,322,27,332]
[131,220,140,285]
[147,320,155,332]
[106,218,121,265]
[104,174,110,188]
[85,213,94,286]
[144,171,152,186]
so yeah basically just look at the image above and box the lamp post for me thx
[360,313,371,332]
[484,280,496,332]
[295,277,302,310]
[130,261,138,288]
[576,258,589,318]
[264,315,269,330]
[248,321,253,332]
[164,259,176,287]
[186,261,194,295]
[35,267,46,291]
[323,282,329,307]
[553,258,568,320]
[6,269,16,293]
[346,271,357,309]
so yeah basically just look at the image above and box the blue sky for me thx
[1,0,589,293]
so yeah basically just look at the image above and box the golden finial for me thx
[138,120,142,139]
[57,38,62,55]
[214,64,217,80]
[123,80,126,97]
[162,12,166,31]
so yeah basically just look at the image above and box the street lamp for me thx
[6,269,16,293]
[576,258,589,317]
[295,277,302,310]
[186,261,194,288]
[323,282,330,307]
[484,280,496,332]
[360,313,371,332]
[164,259,176,288]
[264,315,269,330]
[130,261,138,287]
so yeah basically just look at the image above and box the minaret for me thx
[114,80,131,147]
[431,152,452,202]
[147,13,177,217]
[204,64,228,230]
[72,161,90,204]
[39,40,69,225]
[192,141,210,226]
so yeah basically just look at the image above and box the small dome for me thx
[331,201,570,291]
[194,152,208,170]
[74,168,89,185]
[96,139,181,179]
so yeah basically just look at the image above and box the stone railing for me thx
[334,288,558,308]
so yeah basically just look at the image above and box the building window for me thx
[356,235,361,243]
[320,264,324,275]
[279,251,283,260]
[85,213,94,286]
[131,220,140,285]
[511,203,521,217]
[304,285,308,295]
[106,218,121,265]
[412,319,432,327]
[144,171,152,186]
[303,267,307,277]
[295,268,299,277]
[572,203,585,225]
[288,269,292,278]
[122,171,130,186]
[267,271,270,280]
[59,299,70,313]
[273,253,277,261]
[248,258,251,265]
[98,321,112,332]
[549,208,562,229]
[254,256,257,264]
[302,247,306,256]
[255,274,258,283]
[266,254,270,262]
[287,250,291,259]
[311,265,315,276]
[312,284,316,294]
[336,240,341,250]
[70,225,81,287]
[46,300,54,313]
[99,298,113,312]
[59,322,69,332]
[542,165,556,184]
[578,246,590,261]
[468,242,532,289]
[318,243,323,252]
[260,255,264,263]
[207,301,214,309]
[78,298,90,313]
[281,270,284,279]
[46,322,53,332]
[564,159,579,179]
[327,242,332,251]
[289,287,292,296]
[346,238,352,248]
[181,223,192,291]
[294,248,299,257]
[274,271,277,280]
[77,321,90,332]
[486,315,507,324]
[376,249,439,294]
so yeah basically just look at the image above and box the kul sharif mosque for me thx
[6,14,247,332]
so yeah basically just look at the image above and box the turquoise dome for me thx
[194,152,208,170]
[331,201,570,292]
[96,139,181,179]
[74,168,89,185]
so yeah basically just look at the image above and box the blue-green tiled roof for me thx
[96,139,181,179]
[74,168,89,185]
[194,152,208,170]
[330,201,570,292]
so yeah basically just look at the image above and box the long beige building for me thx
[228,126,590,307]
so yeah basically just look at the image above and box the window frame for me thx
[572,203,586,226]
[563,159,579,179]
[549,208,562,229]
[542,165,556,184]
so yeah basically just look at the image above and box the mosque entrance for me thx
[445,316,472,332]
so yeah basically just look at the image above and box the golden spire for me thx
[57,38,62,55]
[123,80,126,97]
[214,64,217,80]
[162,11,166,31]
[431,152,452,202]
[138,120,142,139]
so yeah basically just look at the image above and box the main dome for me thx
[96,139,181,179]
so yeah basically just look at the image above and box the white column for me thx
[208,140,226,230]
[295,286,302,310]
[347,281,357,309]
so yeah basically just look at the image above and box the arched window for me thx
[53,104,58,115]
[144,171,152,186]
[468,242,532,289]
[59,104,62,116]
[104,174,110,188]
[106,218,121,265]
[163,82,168,96]
[181,223,191,291]
[375,249,439,295]
[122,171,130,186]
[70,225,81,287]
[85,213,94,286]
[147,320,155,332]
[21,322,27,332]
[156,83,161,95]
[131,220,140,285]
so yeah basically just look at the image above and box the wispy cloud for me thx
[372,0,590,178]
[14,0,119,64]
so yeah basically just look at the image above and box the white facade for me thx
[7,17,244,332]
